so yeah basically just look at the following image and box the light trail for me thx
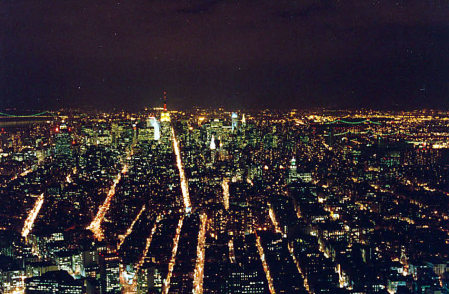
[255,233,276,294]
[117,205,146,250]
[21,193,44,238]
[20,169,32,177]
[162,215,185,294]
[221,178,230,210]
[136,215,162,271]
[171,127,192,211]
[87,163,128,240]
[228,239,236,264]
[121,215,162,294]
[11,168,33,181]
[88,135,135,240]
[288,242,310,293]
[193,213,208,294]
[268,206,282,234]
[269,205,310,293]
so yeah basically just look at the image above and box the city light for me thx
[117,205,146,250]
[87,163,128,240]
[228,239,236,263]
[120,265,136,294]
[21,193,44,238]
[268,205,282,234]
[120,214,164,293]
[4,0,449,291]
[20,168,32,177]
[255,233,276,294]
[11,168,33,181]
[221,178,230,210]
[3,107,449,293]
[171,127,192,211]
[162,215,184,294]
[193,213,208,294]
[288,242,310,293]
[136,215,161,272]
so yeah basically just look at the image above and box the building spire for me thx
[163,91,167,111]
[210,134,216,150]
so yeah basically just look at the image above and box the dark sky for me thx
[1,0,449,110]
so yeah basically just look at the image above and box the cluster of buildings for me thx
[0,107,449,293]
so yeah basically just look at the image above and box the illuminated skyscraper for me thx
[287,157,299,184]
[148,117,161,141]
[105,254,120,293]
[54,123,72,158]
[25,271,85,293]
[111,123,120,147]
[161,112,170,123]
[231,112,238,132]
[160,91,171,123]
[160,91,171,146]
[210,134,216,150]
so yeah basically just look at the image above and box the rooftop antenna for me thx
[163,91,167,111]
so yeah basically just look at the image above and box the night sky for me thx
[1,0,449,110]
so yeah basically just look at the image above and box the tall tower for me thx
[210,134,216,150]
[160,91,171,147]
[54,123,73,158]
[287,156,299,184]
[210,134,217,163]
[160,91,171,123]
[231,112,238,132]
[148,117,161,141]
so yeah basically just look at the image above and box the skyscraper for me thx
[54,123,72,158]
[148,117,161,141]
[210,134,216,150]
[287,157,299,184]
[160,91,171,146]
[25,270,85,293]
[231,112,238,132]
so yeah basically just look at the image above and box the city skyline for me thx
[1,108,449,293]
[2,1,449,294]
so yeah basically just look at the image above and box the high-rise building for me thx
[111,123,121,148]
[55,250,83,276]
[25,270,85,293]
[160,91,172,147]
[104,254,120,293]
[231,112,238,132]
[136,264,163,293]
[227,264,266,293]
[54,123,72,158]
[210,134,216,150]
[147,116,161,141]
[287,157,299,184]
[137,126,153,142]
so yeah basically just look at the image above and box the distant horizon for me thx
[1,104,449,113]
[0,106,449,115]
